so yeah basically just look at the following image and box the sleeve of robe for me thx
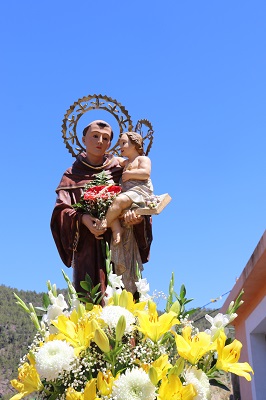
[50,189,83,267]
[133,216,153,263]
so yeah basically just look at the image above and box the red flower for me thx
[83,185,121,201]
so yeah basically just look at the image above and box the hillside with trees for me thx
[0,285,51,399]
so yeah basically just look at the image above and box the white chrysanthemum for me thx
[112,368,156,400]
[35,340,76,381]
[184,366,210,400]
[100,305,135,333]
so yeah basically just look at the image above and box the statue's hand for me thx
[121,170,132,182]
[122,209,143,226]
[82,214,106,239]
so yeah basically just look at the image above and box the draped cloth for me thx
[121,178,154,208]
[50,152,152,295]
[111,225,143,294]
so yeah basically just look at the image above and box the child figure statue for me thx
[98,131,154,244]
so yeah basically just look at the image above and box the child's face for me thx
[119,134,134,157]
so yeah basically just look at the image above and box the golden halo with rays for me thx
[61,94,154,157]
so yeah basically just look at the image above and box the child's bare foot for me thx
[111,219,124,244]
[112,227,124,244]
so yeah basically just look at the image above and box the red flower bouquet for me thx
[73,172,121,220]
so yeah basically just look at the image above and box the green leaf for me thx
[183,298,193,305]
[180,284,186,299]
[48,391,62,400]
[84,274,94,288]
[42,293,50,309]
[90,283,101,297]
[209,378,230,391]
[72,202,82,209]
[95,293,105,305]
[13,293,30,314]
[160,331,174,345]
[80,281,91,292]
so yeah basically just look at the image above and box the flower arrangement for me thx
[10,252,253,400]
[73,171,121,220]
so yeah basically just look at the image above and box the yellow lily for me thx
[143,354,172,384]
[136,301,179,342]
[26,352,36,366]
[94,328,110,353]
[158,373,196,400]
[97,370,116,396]
[10,362,43,400]
[173,326,216,364]
[148,300,158,320]
[51,310,99,354]
[152,354,172,378]
[115,315,126,341]
[66,378,100,400]
[216,331,254,381]
[108,289,147,314]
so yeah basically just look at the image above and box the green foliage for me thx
[165,272,198,318]
[84,171,115,187]
[0,284,68,398]
[0,285,42,397]
[78,273,104,307]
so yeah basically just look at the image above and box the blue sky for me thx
[1,1,265,311]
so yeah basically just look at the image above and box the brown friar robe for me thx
[50,153,153,295]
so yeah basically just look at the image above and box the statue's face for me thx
[82,123,112,158]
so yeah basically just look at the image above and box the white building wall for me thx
[245,296,266,400]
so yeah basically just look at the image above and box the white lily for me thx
[135,277,150,301]
[205,312,231,339]
[42,292,69,332]
[49,291,68,309]
[108,273,124,289]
